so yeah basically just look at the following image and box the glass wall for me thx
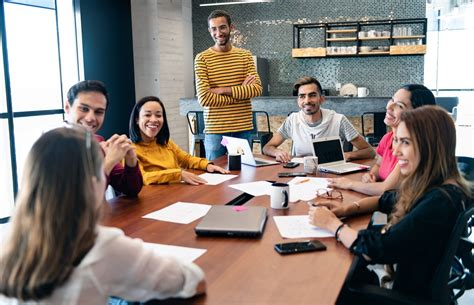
[0,0,80,218]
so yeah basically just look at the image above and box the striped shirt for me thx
[195,47,262,134]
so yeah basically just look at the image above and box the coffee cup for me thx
[270,182,289,209]
[304,156,318,174]
[228,154,241,171]
[357,87,370,97]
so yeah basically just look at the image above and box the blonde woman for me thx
[309,106,471,299]
[0,127,205,304]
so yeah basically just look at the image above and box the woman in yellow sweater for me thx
[129,96,229,185]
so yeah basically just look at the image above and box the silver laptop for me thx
[223,136,279,167]
[311,136,370,174]
[195,206,267,237]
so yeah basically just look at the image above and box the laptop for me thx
[195,206,267,237]
[311,136,370,174]
[223,136,279,167]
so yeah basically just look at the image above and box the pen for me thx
[306,201,318,207]
[296,178,310,185]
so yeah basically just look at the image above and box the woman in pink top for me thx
[328,84,435,196]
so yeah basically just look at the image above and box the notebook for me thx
[223,136,279,167]
[311,136,370,174]
[195,206,267,237]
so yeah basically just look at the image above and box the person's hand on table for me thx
[361,172,376,183]
[206,164,230,174]
[181,170,207,185]
[275,150,291,163]
[310,201,347,217]
[308,205,342,232]
[327,177,354,190]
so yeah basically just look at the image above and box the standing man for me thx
[65,80,142,197]
[195,9,263,160]
[263,76,375,162]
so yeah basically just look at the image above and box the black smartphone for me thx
[283,162,299,168]
[278,172,307,177]
[274,240,326,255]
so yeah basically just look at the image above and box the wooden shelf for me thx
[327,29,357,33]
[292,48,326,58]
[390,45,426,55]
[392,35,426,39]
[358,37,391,41]
[326,37,357,42]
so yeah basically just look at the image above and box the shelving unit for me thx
[292,18,427,58]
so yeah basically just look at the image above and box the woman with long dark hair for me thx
[328,84,436,196]
[129,96,228,185]
[309,106,471,298]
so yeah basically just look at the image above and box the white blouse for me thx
[0,225,204,304]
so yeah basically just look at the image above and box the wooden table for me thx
[102,157,373,305]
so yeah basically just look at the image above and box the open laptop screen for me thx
[312,138,344,164]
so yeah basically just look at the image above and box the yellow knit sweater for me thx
[134,139,210,185]
[194,46,262,133]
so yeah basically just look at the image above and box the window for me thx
[0,0,80,218]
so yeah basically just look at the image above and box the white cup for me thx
[270,182,289,209]
[357,87,370,97]
[304,156,318,174]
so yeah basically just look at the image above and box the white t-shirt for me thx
[278,109,359,156]
[0,226,204,305]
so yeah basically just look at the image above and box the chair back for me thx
[186,111,205,137]
[430,205,474,304]
[361,112,386,146]
[435,97,459,114]
[250,111,272,153]
[457,156,474,182]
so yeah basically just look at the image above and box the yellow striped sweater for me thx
[194,46,262,134]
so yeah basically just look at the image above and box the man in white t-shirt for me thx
[263,76,375,163]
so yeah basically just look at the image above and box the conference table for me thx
[101,156,374,305]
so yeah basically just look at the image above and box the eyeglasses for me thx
[316,189,343,200]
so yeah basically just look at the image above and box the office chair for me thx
[361,112,387,147]
[250,111,273,153]
[337,206,474,305]
[453,156,474,292]
[186,111,206,158]
[435,97,459,114]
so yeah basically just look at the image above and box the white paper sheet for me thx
[228,181,272,196]
[0,222,11,245]
[143,202,212,224]
[198,173,238,185]
[287,177,330,202]
[143,243,206,263]
[273,215,334,239]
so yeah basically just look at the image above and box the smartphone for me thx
[278,172,307,177]
[274,240,326,255]
[283,162,299,168]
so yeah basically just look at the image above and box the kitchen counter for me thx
[179,96,389,117]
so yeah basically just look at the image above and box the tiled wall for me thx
[192,0,425,97]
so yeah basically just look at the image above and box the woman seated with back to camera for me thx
[328,84,435,196]
[308,105,471,299]
[129,96,228,185]
[0,127,205,304]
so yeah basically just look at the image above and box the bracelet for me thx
[335,223,348,242]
